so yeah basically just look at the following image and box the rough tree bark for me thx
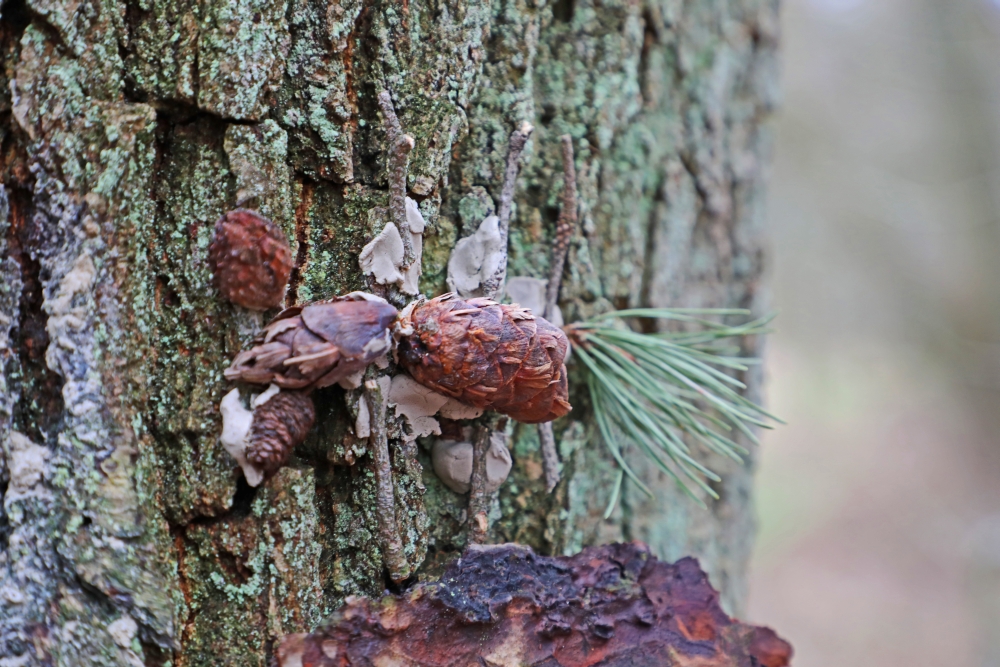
[0,0,779,664]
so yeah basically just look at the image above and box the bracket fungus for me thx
[274,542,792,667]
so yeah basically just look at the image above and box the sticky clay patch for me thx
[387,374,483,441]
[430,432,512,495]
[446,215,504,298]
[359,197,425,296]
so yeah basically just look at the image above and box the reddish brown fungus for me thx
[274,542,792,667]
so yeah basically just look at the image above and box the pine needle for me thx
[568,308,781,512]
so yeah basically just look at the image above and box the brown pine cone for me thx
[247,390,316,473]
[209,209,293,310]
[396,294,571,423]
[225,295,398,390]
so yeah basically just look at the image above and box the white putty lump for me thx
[387,374,483,442]
[430,433,512,495]
[359,197,425,295]
[219,385,282,487]
[504,276,564,327]
[446,215,504,298]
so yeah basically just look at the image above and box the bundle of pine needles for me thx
[565,308,780,515]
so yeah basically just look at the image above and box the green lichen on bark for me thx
[0,0,778,663]
[177,468,321,666]
[1,3,177,661]
[126,0,291,119]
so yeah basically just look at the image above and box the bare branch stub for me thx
[273,542,793,667]
[481,122,534,301]
[363,377,410,582]
[377,90,416,268]
[464,124,533,539]
[537,422,560,493]
[467,416,505,544]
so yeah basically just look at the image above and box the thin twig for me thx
[468,124,532,538]
[468,415,506,544]
[537,135,578,493]
[481,122,534,300]
[544,135,577,319]
[364,377,411,581]
[377,90,416,268]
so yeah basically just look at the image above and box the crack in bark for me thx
[286,177,315,307]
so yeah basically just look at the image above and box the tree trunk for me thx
[0,0,779,664]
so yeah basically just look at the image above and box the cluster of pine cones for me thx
[225,293,571,473]
[227,294,571,420]
[211,208,572,477]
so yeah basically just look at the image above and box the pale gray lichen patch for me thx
[106,614,138,649]
[224,121,297,235]
[276,0,363,182]
[1,18,177,661]
[5,432,49,501]
[126,0,291,120]
[178,468,323,663]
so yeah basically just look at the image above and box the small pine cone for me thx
[246,390,316,473]
[396,294,572,423]
[209,209,293,310]
[225,295,398,390]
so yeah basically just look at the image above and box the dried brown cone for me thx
[208,209,293,310]
[247,391,316,473]
[225,294,398,390]
[396,294,571,423]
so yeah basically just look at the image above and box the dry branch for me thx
[364,377,410,582]
[481,122,534,300]
[538,134,579,493]
[545,134,577,318]
[377,90,416,268]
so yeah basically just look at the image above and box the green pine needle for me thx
[568,308,781,511]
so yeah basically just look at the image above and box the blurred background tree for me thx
[750,1,1000,665]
